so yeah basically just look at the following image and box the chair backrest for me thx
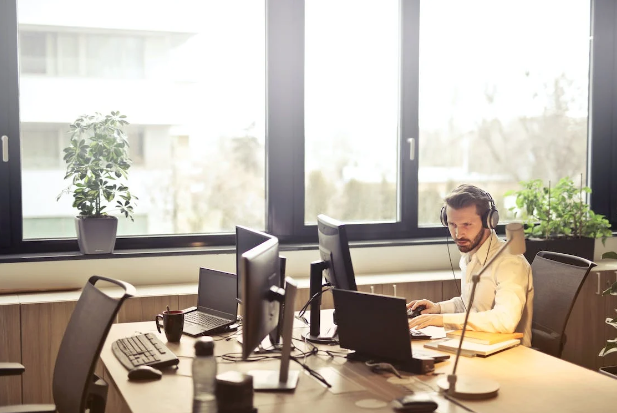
[52,275,135,413]
[531,251,595,358]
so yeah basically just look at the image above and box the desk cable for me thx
[217,338,333,389]
[364,361,402,378]
[295,284,332,326]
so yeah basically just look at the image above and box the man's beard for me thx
[455,228,485,253]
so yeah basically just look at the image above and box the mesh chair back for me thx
[52,276,135,413]
[531,251,595,358]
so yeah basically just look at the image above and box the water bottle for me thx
[192,336,217,413]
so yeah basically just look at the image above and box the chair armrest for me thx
[0,363,25,377]
[0,405,56,413]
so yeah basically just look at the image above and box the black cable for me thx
[296,284,332,325]
[445,231,464,312]
[218,337,333,388]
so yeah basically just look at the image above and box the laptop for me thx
[332,289,449,372]
[182,268,238,337]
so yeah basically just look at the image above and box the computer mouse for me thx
[407,305,427,319]
[391,394,438,413]
[128,365,163,381]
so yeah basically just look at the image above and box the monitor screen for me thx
[236,226,273,301]
[240,237,282,360]
[317,214,357,291]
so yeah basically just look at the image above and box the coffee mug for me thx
[155,310,184,342]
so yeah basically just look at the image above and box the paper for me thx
[418,326,447,339]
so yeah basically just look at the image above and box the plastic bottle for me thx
[192,336,217,413]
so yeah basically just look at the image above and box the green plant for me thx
[600,251,617,357]
[57,111,137,220]
[504,176,611,241]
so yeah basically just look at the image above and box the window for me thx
[14,0,266,245]
[0,0,615,254]
[304,0,399,224]
[417,0,591,226]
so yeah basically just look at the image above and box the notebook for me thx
[331,289,450,372]
[181,268,238,337]
[445,330,523,345]
[424,337,520,357]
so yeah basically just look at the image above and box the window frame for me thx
[0,0,615,256]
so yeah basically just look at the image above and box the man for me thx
[408,184,534,347]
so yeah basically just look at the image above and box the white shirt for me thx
[438,231,534,347]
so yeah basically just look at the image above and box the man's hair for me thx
[444,184,491,218]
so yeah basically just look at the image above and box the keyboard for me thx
[111,333,180,370]
[185,311,230,329]
[410,329,432,340]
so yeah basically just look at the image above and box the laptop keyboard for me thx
[185,311,230,329]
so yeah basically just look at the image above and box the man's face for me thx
[446,204,488,253]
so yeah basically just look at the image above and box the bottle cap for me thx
[194,336,215,356]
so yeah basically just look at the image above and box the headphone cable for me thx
[445,231,465,312]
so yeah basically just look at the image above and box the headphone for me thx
[440,188,499,230]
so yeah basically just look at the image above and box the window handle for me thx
[407,138,415,161]
[393,284,397,297]
[370,285,375,294]
[1,135,7,162]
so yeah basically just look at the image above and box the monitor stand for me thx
[249,277,300,391]
[302,261,338,344]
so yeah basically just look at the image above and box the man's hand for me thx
[409,314,444,329]
[406,299,440,314]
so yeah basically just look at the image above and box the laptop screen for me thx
[197,268,238,318]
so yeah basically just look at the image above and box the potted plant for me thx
[599,251,617,379]
[57,111,137,254]
[505,176,611,262]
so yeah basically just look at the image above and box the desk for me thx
[100,318,617,413]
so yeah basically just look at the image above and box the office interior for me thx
[3,0,617,411]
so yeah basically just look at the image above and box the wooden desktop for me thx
[100,314,617,413]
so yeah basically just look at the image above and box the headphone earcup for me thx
[484,208,499,229]
[440,205,448,227]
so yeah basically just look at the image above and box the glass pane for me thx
[418,0,591,226]
[19,31,48,74]
[304,0,399,224]
[18,0,265,239]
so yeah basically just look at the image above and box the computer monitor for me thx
[304,214,358,343]
[236,225,286,346]
[317,214,357,291]
[236,226,273,301]
[240,236,299,390]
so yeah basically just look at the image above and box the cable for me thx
[295,284,332,325]
[365,361,402,378]
[218,337,333,388]
[446,231,461,296]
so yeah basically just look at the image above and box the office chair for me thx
[0,275,135,413]
[531,251,595,358]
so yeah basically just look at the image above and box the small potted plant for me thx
[57,111,137,254]
[505,176,611,262]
